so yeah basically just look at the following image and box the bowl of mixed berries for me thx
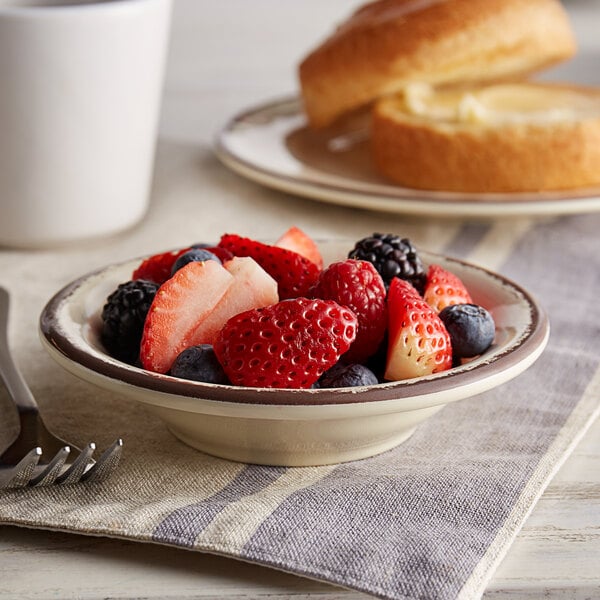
[40,228,549,466]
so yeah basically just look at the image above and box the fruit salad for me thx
[100,228,495,389]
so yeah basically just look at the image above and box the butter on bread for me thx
[372,82,600,192]
[299,0,576,128]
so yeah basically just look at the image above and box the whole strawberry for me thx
[385,277,452,381]
[218,233,320,300]
[310,259,386,364]
[423,264,472,313]
[214,298,358,388]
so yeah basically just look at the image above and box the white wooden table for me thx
[1,1,599,598]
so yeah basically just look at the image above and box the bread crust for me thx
[299,0,576,128]
[371,83,600,192]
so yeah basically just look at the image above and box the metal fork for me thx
[0,287,123,489]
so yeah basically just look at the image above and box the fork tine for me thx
[81,438,123,483]
[1,447,42,489]
[29,446,70,487]
[55,442,96,485]
[1,287,124,488]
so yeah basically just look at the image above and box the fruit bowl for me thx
[39,241,549,466]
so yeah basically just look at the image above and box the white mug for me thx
[0,0,172,247]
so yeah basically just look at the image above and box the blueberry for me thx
[170,344,230,384]
[318,363,379,388]
[438,303,495,359]
[171,249,221,276]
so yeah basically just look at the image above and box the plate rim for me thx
[214,95,600,217]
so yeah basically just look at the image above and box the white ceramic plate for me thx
[215,96,600,218]
[39,241,549,466]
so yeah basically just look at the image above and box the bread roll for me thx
[371,82,600,192]
[299,0,576,128]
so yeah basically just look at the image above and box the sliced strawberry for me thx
[187,257,279,345]
[218,233,320,300]
[132,247,191,284]
[310,259,387,364]
[385,278,452,381]
[423,264,473,313]
[274,226,323,269]
[140,261,234,373]
[214,298,357,388]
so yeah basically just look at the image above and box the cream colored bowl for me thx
[39,241,549,466]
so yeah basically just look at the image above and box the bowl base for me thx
[167,424,419,467]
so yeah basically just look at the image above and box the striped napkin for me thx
[1,213,599,600]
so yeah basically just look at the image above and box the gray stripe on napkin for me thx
[153,465,287,547]
[234,214,600,600]
[240,361,593,600]
[442,222,491,258]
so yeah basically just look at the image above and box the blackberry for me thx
[101,279,159,365]
[348,233,426,293]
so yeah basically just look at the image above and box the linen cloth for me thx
[0,140,599,600]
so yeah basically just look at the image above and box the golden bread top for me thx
[328,0,450,39]
[299,0,577,127]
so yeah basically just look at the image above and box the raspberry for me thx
[214,298,357,388]
[310,259,387,363]
[348,233,426,293]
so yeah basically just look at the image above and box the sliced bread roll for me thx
[299,0,576,128]
[371,82,600,192]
